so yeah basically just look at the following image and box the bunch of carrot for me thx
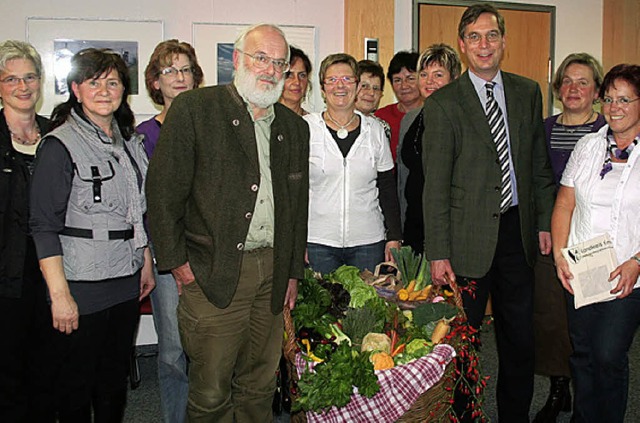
[390,246,432,302]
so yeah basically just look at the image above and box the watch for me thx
[631,255,640,267]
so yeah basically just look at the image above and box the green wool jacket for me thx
[422,71,555,278]
[146,84,309,314]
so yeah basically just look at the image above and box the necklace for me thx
[559,110,595,133]
[325,110,357,139]
[8,124,41,146]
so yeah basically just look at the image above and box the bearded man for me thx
[145,23,309,423]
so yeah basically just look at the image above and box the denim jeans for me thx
[566,288,640,423]
[307,241,385,275]
[150,262,188,423]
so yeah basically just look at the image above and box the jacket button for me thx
[245,211,252,219]
[492,213,499,219]
[277,134,284,142]
[236,242,244,250]
[251,184,259,192]
[495,186,500,192]
[232,119,240,126]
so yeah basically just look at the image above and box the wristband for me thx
[631,255,640,267]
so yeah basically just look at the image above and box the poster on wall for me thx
[192,23,320,112]
[27,17,164,116]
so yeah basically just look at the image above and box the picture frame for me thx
[27,17,164,116]
[192,23,321,112]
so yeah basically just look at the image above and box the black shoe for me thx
[93,390,127,423]
[533,376,572,423]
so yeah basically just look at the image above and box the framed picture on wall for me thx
[192,23,320,111]
[27,17,164,116]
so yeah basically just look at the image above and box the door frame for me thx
[412,0,556,114]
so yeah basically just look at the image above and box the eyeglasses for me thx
[601,97,640,107]
[237,49,290,73]
[358,82,382,93]
[159,66,194,78]
[324,76,357,85]
[463,31,502,45]
[0,74,40,87]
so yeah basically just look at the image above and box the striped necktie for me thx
[485,82,512,213]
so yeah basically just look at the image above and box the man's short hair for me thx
[386,51,419,83]
[357,59,385,92]
[234,23,290,62]
[458,3,506,40]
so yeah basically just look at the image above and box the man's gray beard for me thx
[234,64,284,109]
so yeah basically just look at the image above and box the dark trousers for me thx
[533,252,572,376]
[566,288,640,423]
[0,272,50,423]
[459,206,534,423]
[37,296,140,422]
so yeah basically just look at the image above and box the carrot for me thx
[415,285,432,301]
[391,343,406,357]
[397,289,409,301]
[408,290,421,301]
[406,280,417,293]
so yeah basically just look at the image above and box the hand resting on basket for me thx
[430,259,456,286]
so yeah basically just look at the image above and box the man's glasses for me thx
[160,67,194,78]
[463,31,502,45]
[0,74,40,87]
[237,49,290,73]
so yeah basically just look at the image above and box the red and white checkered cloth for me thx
[295,343,456,423]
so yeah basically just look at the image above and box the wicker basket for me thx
[283,276,469,423]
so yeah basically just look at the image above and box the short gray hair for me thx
[234,23,290,62]
[0,40,43,76]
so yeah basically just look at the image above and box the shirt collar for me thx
[469,70,504,97]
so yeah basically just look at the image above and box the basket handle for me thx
[283,304,298,362]
[443,275,467,320]
[374,261,398,277]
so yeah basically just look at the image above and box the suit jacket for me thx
[146,84,309,314]
[422,71,555,278]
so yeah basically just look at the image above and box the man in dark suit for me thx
[422,4,555,421]
[146,24,309,423]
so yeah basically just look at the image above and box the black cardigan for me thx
[0,109,50,298]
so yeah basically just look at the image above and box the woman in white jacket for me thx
[305,53,401,275]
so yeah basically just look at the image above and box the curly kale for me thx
[341,307,384,347]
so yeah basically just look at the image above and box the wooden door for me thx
[602,0,640,72]
[416,2,554,116]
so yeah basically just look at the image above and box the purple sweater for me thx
[136,117,162,159]
[544,113,606,185]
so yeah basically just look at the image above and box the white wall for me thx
[0,0,345,117]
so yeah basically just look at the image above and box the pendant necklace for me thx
[325,110,357,139]
[560,110,594,133]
